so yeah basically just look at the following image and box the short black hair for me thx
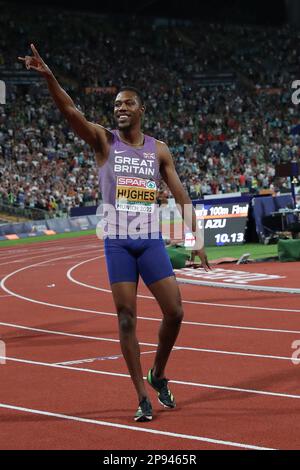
[117,86,145,106]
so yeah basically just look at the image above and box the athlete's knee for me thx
[174,305,184,324]
[165,303,184,324]
[117,307,136,335]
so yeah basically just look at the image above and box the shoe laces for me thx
[157,378,170,399]
[140,397,152,411]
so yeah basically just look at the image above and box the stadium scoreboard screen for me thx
[185,202,250,247]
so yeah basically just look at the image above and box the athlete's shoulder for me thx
[155,138,169,150]
[155,139,172,163]
[144,134,167,153]
[155,139,171,158]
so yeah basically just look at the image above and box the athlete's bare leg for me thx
[111,282,149,402]
[147,276,184,379]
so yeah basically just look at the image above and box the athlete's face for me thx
[114,91,144,130]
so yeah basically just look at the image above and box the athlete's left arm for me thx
[157,141,211,270]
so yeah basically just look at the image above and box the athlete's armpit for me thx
[156,140,189,203]
[91,123,114,165]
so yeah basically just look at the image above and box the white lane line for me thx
[2,249,300,315]
[2,257,300,360]
[0,244,100,267]
[1,253,300,361]
[0,246,101,300]
[0,320,297,363]
[0,241,99,276]
[0,295,12,298]
[0,321,123,342]
[173,347,298,362]
[0,253,67,267]
[0,251,29,260]
[1,246,299,360]
[1,310,299,362]
[67,257,300,314]
[0,403,274,450]
[2,317,300,338]
[0,255,141,320]
[2,355,300,401]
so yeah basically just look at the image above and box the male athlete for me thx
[19,44,210,422]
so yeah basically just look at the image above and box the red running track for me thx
[0,235,300,450]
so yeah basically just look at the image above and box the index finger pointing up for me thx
[31,43,41,58]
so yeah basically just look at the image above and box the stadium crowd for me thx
[0,3,300,215]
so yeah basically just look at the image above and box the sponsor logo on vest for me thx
[117,177,156,189]
[116,176,157,212]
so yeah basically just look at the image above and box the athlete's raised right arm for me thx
[18,44,110,164]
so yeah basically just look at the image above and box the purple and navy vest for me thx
[98,130,161,236]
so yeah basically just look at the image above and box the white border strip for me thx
[0,246,98,267]
[67,257,300,313]
[177,278,300,295]
[2,253,300,314]
[2,318,300,340]
[1,322,299,362]
[2,355,300,401]
[0,403,274,450]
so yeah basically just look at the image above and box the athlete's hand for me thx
[191,248,211,271]
[18,44,51,76]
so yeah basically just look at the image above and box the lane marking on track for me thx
[2,250,300,314]
[2,354,300,401]
[0,251,104,304]
[1,245,300,359]
[0,244,100,267]
[0,241,99,257]
[55,349,158,366]
[68,257,300,314]
[1,252,300,362]
[0,319,297,362]
[2,256,300,356]
[55,354,123,364]
[0,403,275,450]
[0,250,30,260]
[1,320,299,362]
[2,319,300,337]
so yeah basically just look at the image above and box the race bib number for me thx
[115,176,157,213]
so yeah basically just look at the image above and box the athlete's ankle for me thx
[152,367,165,380]
[138,394,150,403]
